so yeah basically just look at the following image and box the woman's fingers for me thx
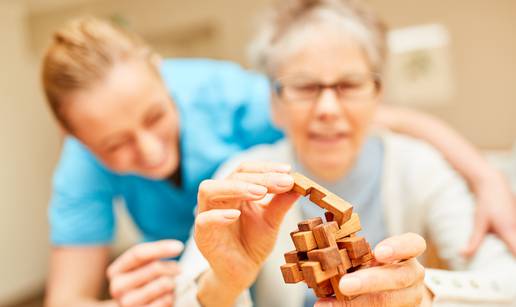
[198,173,294,211]
[317,282,426,307]
[338,258,425,296]
[262,191,300,229]
[195,209,241,233]
[107,240,184,278]
[461,208,489,257]
[373,232,426,264]
[234,161,291,174]
[144,294,174,307]
[119,276,175,307]
[229,172,294,194]
[110,260,180,298]
[198,179,267,209]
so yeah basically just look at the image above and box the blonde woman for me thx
[180,0,516,306]
[42,15,514,307]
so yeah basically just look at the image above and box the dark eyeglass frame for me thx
[271,73,382,104]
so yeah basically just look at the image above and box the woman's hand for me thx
[194,162,300,304]
[315,233,431,307]
[462,171,516,257]
[107,240,183,307]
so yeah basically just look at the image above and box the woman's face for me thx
[271,31,381,180]
[64,60,180,179]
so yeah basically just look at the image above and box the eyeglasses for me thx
[272,73,381,104]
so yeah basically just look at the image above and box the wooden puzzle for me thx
[280,172,375,299]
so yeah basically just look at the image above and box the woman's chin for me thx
[139,156,179,180]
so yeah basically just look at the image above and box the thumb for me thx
[194,209,241,239]
[262,191,300,229]
[461,213,489,258]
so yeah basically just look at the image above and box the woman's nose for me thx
[137,131,163,166]
[313,88,341,120]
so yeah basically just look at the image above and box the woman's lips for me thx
[308,131,348,145]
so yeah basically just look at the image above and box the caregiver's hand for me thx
[194,162,300,307]
[107,240,183,307]
[316,233,432,307]
[462,171,516,257]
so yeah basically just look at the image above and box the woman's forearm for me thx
[374,105,499,191]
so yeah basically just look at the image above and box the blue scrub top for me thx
[49,58,283,246]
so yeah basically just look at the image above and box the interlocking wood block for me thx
[292,231,318,252]
[312,221,339,248]
[335,213,361,239]
[292,172,313,196]
[284,250,308,263]
[324,211,334,222]
[291,172,353,225]
[339,249,352,271]
[330,276,345,300]
[351,251,374,267]
[280,263,304,283]
[298,217,323,231]
[336,236,370,259]
[301,261,339,288]
[308,246,342,271]
[314,279,335,298]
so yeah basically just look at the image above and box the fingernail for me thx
[340,276,361,293]
[375,245,393,259]
[274,174,294,187]
[248,184,267,196]
[274,164,291,173]
[223,210,241,220]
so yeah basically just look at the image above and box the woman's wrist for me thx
[197,269,246,307]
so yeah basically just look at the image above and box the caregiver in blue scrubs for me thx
[41,17,516,307]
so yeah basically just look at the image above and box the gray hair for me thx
[248,0,387,76]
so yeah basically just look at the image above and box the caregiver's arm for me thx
[45,246,115,307]
[375,104,516,256]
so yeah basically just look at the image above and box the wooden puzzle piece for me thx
[312,221,339,248]
[330,276,345,300]
[291,172,353,225]
[335,213,361,239]
[282,173,375,300]
[307,246,342,271]
[314,279,335,298]
[298,217,323,231]
[338,249,352,272]
[351,251,374,267]
[336,236,370,259]
[284,250,308,263]
[292,231,318,252]
[324,211,334,222]
[280,263,304,283]
[301,261,339,288]
[292,172,313,196]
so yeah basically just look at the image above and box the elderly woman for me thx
[176,0,516,306]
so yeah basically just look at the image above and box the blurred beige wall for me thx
[27,0,515,149]
[0,1,60,305]
[369,0,516,149]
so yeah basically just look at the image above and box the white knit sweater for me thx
[176,133,516,307]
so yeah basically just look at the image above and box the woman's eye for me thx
[148,111,165,125]
[295,84,319,93]
[106,142,126,153]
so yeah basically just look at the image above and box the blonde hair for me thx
[41,17,158,129]
[249,0,387,76]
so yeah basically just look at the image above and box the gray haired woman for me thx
[177,1,516,306]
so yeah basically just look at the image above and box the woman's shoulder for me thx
[213,139,290,179]
[53,137,118,193]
